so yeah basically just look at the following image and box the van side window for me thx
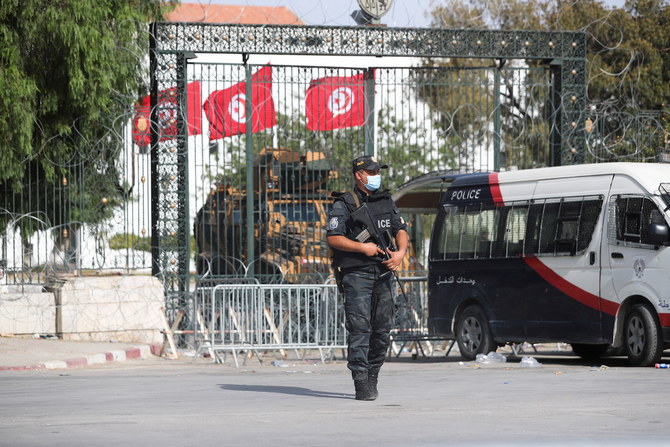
[612,196,663,246]
[476,209,498,258]
[435,204,499,260]
[432,196,602,261]
[660,183,670,210]
[526,196,603,256]
[576,199,603,252]
[504,204,528,257]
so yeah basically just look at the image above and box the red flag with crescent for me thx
[203,65,277,140]
[305,72,367,131]
[132,81,202,147]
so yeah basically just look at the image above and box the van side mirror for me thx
[648,222,670,246]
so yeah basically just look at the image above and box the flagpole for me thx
[177,52,195,309]
[244,61,255,277]
[364,68,376,157]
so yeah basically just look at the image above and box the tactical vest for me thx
[332,188,396,269]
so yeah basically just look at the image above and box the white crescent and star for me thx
[327,87,355,117]
[228,93,247,123]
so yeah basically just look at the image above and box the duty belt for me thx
[341,264,392,277]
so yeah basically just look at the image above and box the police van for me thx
[417,163,670,366]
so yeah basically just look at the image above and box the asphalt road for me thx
[1,350,670,447]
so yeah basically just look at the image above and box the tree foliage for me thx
[428,0,670,110]
[0,0,169,236]
[426,0,670,165]
[547,0,670,110]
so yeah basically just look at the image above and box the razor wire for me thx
[2,1,668,346]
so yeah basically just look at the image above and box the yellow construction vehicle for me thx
[194,148,335,283]
[194,148,422,283]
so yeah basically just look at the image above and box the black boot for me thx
[354,380,376,401]
[367,373,379,400]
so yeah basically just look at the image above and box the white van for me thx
[421,163,670,366]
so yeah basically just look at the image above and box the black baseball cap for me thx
[352,155,389,173]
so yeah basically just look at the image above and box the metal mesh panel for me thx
[611,195,664,246]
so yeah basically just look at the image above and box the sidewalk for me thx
[0,334,574,372]
[0,337,163,371]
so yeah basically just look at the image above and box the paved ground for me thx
[2,342,670,447]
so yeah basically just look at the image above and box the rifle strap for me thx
[348,190,360,210]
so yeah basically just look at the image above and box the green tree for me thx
[429,0,670,109]
[544,0,670,110]
[425,1,557,169]
[426,0,670,164]
[547,0,670,160]
[0,0,169,265]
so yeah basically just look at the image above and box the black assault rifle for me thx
[350,203,409,303]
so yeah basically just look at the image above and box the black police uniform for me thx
[327,186,407,384]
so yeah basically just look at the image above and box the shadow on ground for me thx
[219,384,352,399]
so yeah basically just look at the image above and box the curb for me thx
[0,343,163,371]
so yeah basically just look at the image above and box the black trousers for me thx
[341,264,394,381]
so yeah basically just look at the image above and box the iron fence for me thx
[1,69,666,292]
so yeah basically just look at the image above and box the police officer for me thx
[327,155,408,401]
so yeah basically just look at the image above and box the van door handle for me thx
[611,252,624,259]
[589,251,596,265]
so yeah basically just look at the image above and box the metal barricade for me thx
[194,283,347,367]
[390,276,450,357]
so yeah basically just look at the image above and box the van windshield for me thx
[660,183,670,210]
[276,203,319,222]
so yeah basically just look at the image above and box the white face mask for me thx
[364,174,381,191]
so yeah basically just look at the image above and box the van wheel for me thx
[456,305,495,361]
[571,343,610,362]
[624,304,663,367]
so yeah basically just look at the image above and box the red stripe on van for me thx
[659,314,670,327]
[488,173,504,206]
[523,256,619,317]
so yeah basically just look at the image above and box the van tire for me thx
[571,343,610,362]
[624,304,663,367]
[456,305,496,361]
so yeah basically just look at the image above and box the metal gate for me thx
[149,23,586,331]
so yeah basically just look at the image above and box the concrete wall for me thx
[58,276,164,344]
[0,276,165,344]
[0,291,56,335]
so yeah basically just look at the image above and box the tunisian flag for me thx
[305,72,366,131]
[132,81,202,147]
[203,65,277,140]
